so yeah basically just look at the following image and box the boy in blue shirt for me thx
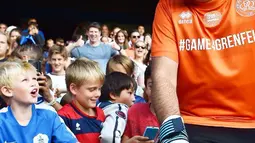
[0,61,77,143]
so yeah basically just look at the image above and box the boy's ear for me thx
[69,83,78,96]
[22,55,30,62]
[109,92,117,100]
[1,86,13,98]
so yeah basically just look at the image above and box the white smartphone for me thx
[143,126,159,140]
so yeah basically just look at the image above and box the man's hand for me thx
[74,35,85,47]
[111,41,121,51]
[124,136,154,143]
[29,26,39,35]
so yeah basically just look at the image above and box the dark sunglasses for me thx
[132,36,140,39]
[135,45,146,49]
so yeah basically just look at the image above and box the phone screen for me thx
[143,126,159,140]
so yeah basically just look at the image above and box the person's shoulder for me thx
[97,101,113,109]
[109,103,129,110]
[22,29,29,34]
[0,106,8,113]
[100,42,113,49]
[57,103,73,115]
[129,103,149,112]
[38,30,44,34]
[157,0,186,12]
[160,0,185,5]
[35,106,58,119]
[0,107,9,121]
[47,73,53,77]
[101,103,128,118]
[95,106,105,120]
[99,102,128,110]
[0,107,10,128]
[135,95,146,103]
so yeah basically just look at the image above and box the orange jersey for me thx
[152,0,255,128]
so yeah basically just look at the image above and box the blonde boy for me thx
[58,58,106,143]
[0,61,78,142]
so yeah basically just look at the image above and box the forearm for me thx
[121,135,130,143]
[65,43,76,54]
[151,57,180,124]
[119,48,127,56]
[43,93,63,111]
[51,102,63,111]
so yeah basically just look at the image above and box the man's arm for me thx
[111,42,127,56]
[151,0,189,142]
[66,36,84,54]
[151,57,179,123]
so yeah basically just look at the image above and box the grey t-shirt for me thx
[71,43,117,73]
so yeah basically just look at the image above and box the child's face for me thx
[47,40,54,48]
[50,54,66,74]
[0,34,8,58]
[72,80,102,109]
[10,70,39,105]
[145,78,152,102]
[115,88,135,107]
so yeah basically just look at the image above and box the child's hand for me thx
[52,88,61,98]
[37,73,53,102]
[125,136,154,143]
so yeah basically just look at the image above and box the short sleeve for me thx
[71,47,80,58]
[151,0,179,62]
[52,114,78,143]
[0,123,3,143]
[110,47,118,57]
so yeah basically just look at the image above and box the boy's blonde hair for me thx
[0,61,36,95]
[65,58,105,93]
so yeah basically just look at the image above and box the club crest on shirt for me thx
[33,133,49,143]
[203,11,222,27]
[115,111,126,119]
[236,0,255,17]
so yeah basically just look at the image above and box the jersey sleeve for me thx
[71,47,80,58]
[52,113,78,143]
[100,104,128,143]
[110,45,118,56]
[0,123,3,143]
[58,110,71,129]
[151,0,179,62]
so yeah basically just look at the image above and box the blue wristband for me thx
[159,117,188,142]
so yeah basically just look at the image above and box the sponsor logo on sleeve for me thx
[115,111,126,119]
[236,0,255,17]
